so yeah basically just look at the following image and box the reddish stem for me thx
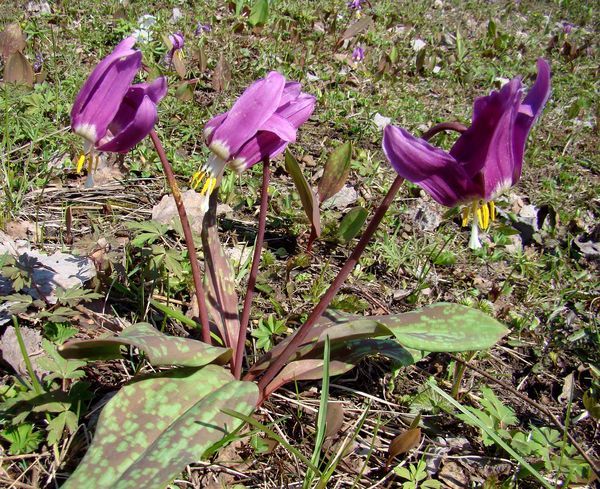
[149,130,211,344]
[256,175,405,400]
[234,159,270,379]
[420,121,467,140]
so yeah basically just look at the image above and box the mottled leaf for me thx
[285,149,321,242]
[0,22,26,59]
[249,0,269,27]
[59,322,231,367]
[341,15,373,41]
[62,366,258,489]
[373,303,509,352]
[318,142,352,203]
[387,428,421,465]
[4,52,34,86]
[337,206,368,243]
[202,192,240,352]
[172,51,186,79]
[325,402,344,439]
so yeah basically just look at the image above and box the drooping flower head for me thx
[348,0,364,11]
[165,31,185,65]
[191,71,315,197]
[352,46,365,63]
[71,36,167,186]
[383,59,551,248]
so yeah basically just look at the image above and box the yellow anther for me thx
[481,202,490,230]
[489,201,496,221]
[190,171,205,189]
[200,176,217,196]
[461,207,470,227]
[76,154,86,173]
[476,206,484,229]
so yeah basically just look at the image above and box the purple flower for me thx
[348,0,364,10]
[383,59,550,248]
[195,22,212,36]
[71,37,167,185]
[192,71,315,197]
[352,46,365,62]
[33,53,44,73]
[169,32,185,51]
[562,22,574,35]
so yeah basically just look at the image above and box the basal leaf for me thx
[62,366,258,489]
[264,339,420,397]
[374,303,509,352]
[59,322,231,367]
[341,15,373,41]
[318,142,352,204]
[202,192,240,351]
[285,149,321,240]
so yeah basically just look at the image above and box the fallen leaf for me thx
[387,428,421,465]
[325,402,344,439]
[212,54,231,92]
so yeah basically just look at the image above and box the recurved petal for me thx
[203,112,228,144]
[276,93,316,128]
[450,78,522,200]
[383,125,477,206]
[131,76,168,103]
[71,46,142,144]
[278,81,302,106]
[95,87,157,153]
[512,58,551,183]
[209,71,286,160]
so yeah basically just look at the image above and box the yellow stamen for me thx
[476,206,484,229]
[200,177,217,196]
[190,171,205,190]
[481,202,490,230]
[76,154,86,173]
[489,201,496,221]
[461,207,470,227]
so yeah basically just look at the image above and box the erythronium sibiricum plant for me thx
[191,71,316,200]
[55,61,548,487]
[383,58,551,249]
[71,36,167,186]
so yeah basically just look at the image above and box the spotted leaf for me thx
[58,322,231,367]
[62,366,258,489]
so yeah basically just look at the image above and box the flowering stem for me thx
[149,129,211,344]
[420,121,467,140]
[255,175,405,400]
[12,316,43,395]
[234,159,270,379]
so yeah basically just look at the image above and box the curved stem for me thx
[255,175,404,401]
[149,129,211,344]
[234,159,270,379]
[420,121,467,140]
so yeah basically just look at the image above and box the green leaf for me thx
[202,193,241,350]
[337,206,368,243]
[375,303,509,352]
[37,340,87,382]
[318,141,352,204]
[248,0,269,27]
[62,366,258,489]
[1,423,43,454]
[285,149,321,239]
[58,322,231,367]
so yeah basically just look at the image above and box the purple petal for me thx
[203,112,228,144]
[231,132,289,172]
[71,37,141,143]
[450,79,522,200]
[209,71,285,159]
[95,87,158,153]
[383,125,480,207]
[258,114,297,142]
[131,76,168,104]
[276,93,316,128]
[512,58,551,183]
[278,82,302,106]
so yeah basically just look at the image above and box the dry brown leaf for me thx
[387,427,421,465]
[212,54,231,92]
[341,15,373,41]
[325,402,344,439]
[0,22,26,59]
[4,51,34,86]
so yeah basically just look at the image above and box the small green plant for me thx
[251,315,287,351]
[394,459,441,489]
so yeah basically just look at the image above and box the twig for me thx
[149,130,211,344]
[255,175,404,400]
[234,159,270,379]
[449,353,600,478]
